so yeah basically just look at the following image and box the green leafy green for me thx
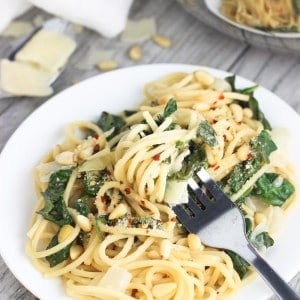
[45,233,72,267]
[73,197,91,217]
[227,158,261,193]
[124,110,138,117]
[249,97,271,130]
[251,130,277,164]
[293,0,300,15]
[163,98,177,118]
[226,250,250,279]
[156,99,177,129]
[245,217,253,237]
[197,120,218,147]
[252,173,295,206]
[176,140,207,179]
[82,169,108,197]
[97,112,125,140]
[253,232,274,249]
[37,169,73,226]
[132,216,163,229]
[226,130,277,194]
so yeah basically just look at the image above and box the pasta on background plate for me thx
[222,0,300,32]
[26,70,296,300]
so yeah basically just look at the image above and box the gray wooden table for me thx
[0,0,300,299]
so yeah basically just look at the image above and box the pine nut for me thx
[223,92,250,101]
[129,45,142,61]
[70,244,84,260]
[236,144,251,161]
[58,225,74,243]
[55,151,77,165]
[96,60,118,71]
[194,71,215,87]
[254,212,267,225]
[152,283,176,298]
[187,233,203,251]
[159,239,172,259]
[109,203,128,220]
[230,103,243,122]
[76,215,92,232]
[243,108,253,119]
[152,34,172,48]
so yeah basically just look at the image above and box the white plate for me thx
[0,64,300,300]
[205,0,300,38]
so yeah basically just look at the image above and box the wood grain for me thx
[0,0,299,299]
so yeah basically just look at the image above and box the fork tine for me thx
[196,168,230,203]
[188,178,213,208]
[172,205,190,223]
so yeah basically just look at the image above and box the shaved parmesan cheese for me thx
[0,59,54,97]
[164,180,189,205]
[98,266,132,293]
[15,29,76,73]
[1,21,34,37]
[121,18,156,43]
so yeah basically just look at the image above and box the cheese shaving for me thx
[15,29,76,73]
[0,59,54,97]
[121,17,156,42]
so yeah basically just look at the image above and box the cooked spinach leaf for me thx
[175,140,207,179]
[45,233,71,267]
[73,196,91,217]
[249,97,271,130]
[83,169,108,197]
[197,120,218,147]
[227,130,277,194]
[163,98,177,118]
[293,0,300,15]
[156,99,177,129]
[253,231,274,249]
[251,130,277,164]
[37,169,73,226]
[97,112,125,140]
[252,173,295,206]
[226,250,250,279]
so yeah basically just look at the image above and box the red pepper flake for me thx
[132,289,138,297]
[213,164,220,170]
[153,153,161,161]
[93,144,100,154]
[140,200,146,206]
[236,121,242,125]
[218,93,225,100]
[128,217,134,225]
[170,216,176,222]
[100,195,110,204]
[106,169,112,176]
[125,187,131,195]
[212,119,218,124]
[223,134,227,142]
[92,133,99,139]
[247,153,253,160]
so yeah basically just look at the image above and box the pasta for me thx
[222,0,300,32]
[26,70,296,300]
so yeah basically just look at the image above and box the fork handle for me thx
[241,245,300,300]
